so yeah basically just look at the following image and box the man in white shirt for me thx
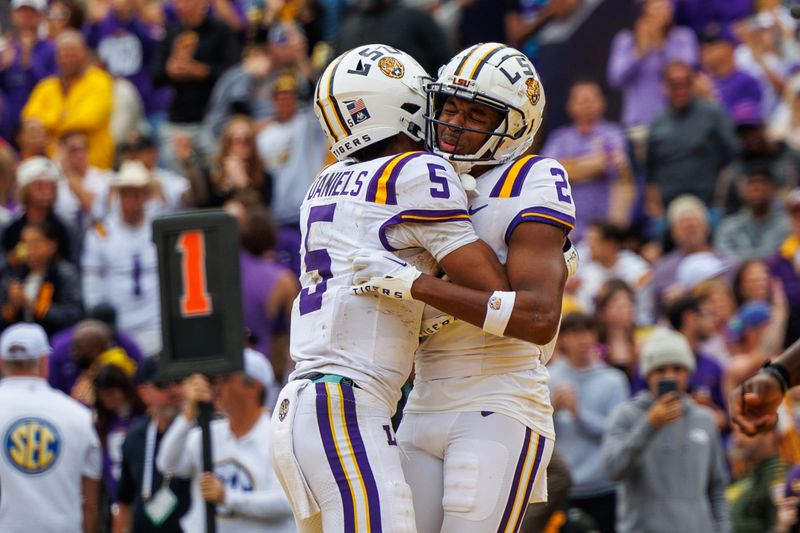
[54,131,111,234]
[81,160,162,355]
[156,349,294,533]
[0,323,102,533]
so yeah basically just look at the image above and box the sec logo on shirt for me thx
[4,417,61,474]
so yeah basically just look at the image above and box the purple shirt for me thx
[240,251,289,359]
[102,414,139,503]
[673,0,754,35]
[632,351,726,411]
[541,120,626,241]
[85,13,163,115]
[712,69,762,118]
[767,253,800,346]
[0,38,56,142]
[607,26,698,128]
[48,328,144,394]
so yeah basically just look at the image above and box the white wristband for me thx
[482,291,516,337]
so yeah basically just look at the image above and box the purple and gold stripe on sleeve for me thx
[378,209,471,251]
[496,429,546,533]
[315,382,383,532]
[489,155,544,198]
[365,152,425,204]
[504,206,575,243]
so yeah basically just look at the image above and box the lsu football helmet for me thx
[424,43,546,173]
[314,44,429,161]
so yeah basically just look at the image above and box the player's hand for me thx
[730,371,784,436]
[182,373,213,421]
[350,249,421,300]
[199,472,226,504]
[647,392,683,428]
[420,304,455,337]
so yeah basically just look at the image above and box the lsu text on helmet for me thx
[425,43,546,173]
[314,44,429,161]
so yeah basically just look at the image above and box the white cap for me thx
[243,348,274,392]
[676,251,727,290]
[17,157,60,190]
[113,161,152,188]
[12,0,47,12]
[0,323,52,361]
[639,327,696,377]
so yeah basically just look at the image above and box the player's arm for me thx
[113,503,132,533]
[410,223,566,345]
[82,476,100,533]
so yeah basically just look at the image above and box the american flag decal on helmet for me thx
[346,98,371,125]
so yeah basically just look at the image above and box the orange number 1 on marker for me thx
[177,230,212,317]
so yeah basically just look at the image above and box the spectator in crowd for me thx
[45,0,85,39]
[48,302,143,396]
[335,0,453,76]
[768,188,800,347]
[647,194,736,321]
[256,73,326,276]
[602,327,731,533]
[646,61,739,230]
[156,350,294,532]
[673,0,753,36]
[0,142,16,225]
[1,157,72,265]
[725,301,774,397]
[81,161,162,356]
[607,0,699,129]
[115,357,192,533]
[22,30,115,169]
[237,205,298,385]
[0,323,101,533]
[0,0,56,144]
[84,0,163,121]
[728,427,788,533]
[574,220,650,318]
[541,79,632,241]
[768,76,800,151]
[92,363,146,522]
[549,312,629,533]
[66,319,138,406]
[736,12,791,119]
[53,131,110,236]
[732,258,789,356]
[697,24,763,119]
[204,45,275,139]
[716,168,791,259]
[152,0,240,172]
[595,279,640,380]
[14,117,47,161]
[208,115,271,208]
[0,220,82,336]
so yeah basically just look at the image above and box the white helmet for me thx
[424,43,546,173]
[314,44,429,161]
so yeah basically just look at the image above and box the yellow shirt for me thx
[22,66,115,169]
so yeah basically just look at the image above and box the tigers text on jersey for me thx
[0,378,102,533]
[81,215,162,355]
[289,151,479,411]
[407,155,577,440]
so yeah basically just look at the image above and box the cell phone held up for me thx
[657,379,678,398]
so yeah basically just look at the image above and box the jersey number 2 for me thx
[299,204,336,315]
[176,230,212,317]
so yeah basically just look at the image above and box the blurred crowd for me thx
[0,0,800,532]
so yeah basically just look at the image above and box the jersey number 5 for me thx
[299,203,336,315]
[176,230,213,317]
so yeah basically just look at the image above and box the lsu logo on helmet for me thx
[4,417,61,474]
[525,78,541,106]
[378,56,405,79]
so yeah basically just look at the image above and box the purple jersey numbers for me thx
[552,167,572,204]
[299,203,337,315]
[427,163,451,199]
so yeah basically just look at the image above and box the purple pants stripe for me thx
[341,385,383,532]
[509,435,547,533]
[315,383,357,532]
[496,428,535,533]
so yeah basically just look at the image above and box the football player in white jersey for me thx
[269,43,548,533]
[350,43,576,533]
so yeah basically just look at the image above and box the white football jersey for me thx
[0,377,102,533]
[407,155,576,439]
[290,151,479,411]
[81,215,162,355]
